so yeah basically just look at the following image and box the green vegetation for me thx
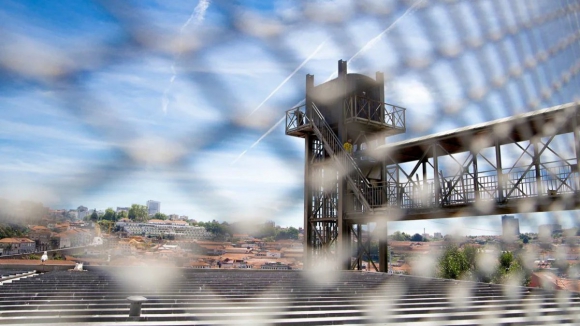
[410,233,424,242]
[89,209,99,222]
[51,252,65,260]
[97,220,115,234]
[196,220,230,237]
[128,204,148,222]
[102,208,117,221]
[190,220,299,241]
[153,212,168,220]
[390,231,411,241]
[438,245,470,279]
[390,231,426,242]
[117,210,128,220]
[0,223,29,239]
[437,245,531,286]
[275,227,299,240]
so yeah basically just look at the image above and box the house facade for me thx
[0,238,36,255]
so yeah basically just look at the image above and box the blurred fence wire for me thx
[1,2,580,240]
[1,0,580,324]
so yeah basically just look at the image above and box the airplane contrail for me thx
[324,0,425,82]
[348,0,424,63]
[162,0,211,114]
[232,0,423,163]
[231,116,285,165]
[248,39,328,117]
[231,39,327,164]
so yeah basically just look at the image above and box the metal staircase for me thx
[310,103,374,212]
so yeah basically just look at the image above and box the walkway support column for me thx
[472,151,479,201]
[533,139,543,196]
[433,145,440,206]
[574,117,580,190]
[303,74,314,269]
[378,219,388,273]
[495,141,504,202]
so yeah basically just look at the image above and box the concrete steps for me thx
[0,268,577,325]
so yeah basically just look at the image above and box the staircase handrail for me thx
[310,103,373,211]
[311,103,370,186]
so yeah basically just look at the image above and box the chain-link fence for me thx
[1,0,580,323]
[1,0,579,223]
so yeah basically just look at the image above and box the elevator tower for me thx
[285,60,406,271]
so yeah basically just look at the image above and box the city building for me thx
[116,207,130,213]
[28,225,52,251]
[146,200,160,216]
[77,206,89,220]
[116,220,213,240]
[261,262,292,270]
[501,215,520,239]
[0,238,36,255]
[67,209,78,220]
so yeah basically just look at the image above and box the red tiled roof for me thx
[0,237,35,243]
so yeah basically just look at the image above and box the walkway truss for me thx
[286,101,580,271]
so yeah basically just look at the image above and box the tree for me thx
[462,245,478,270]
[498,251,514,272]
[153,212,168,220]
[438,245,470,279]
[200,220,231,239]
[410,233,423,242]
[275,227,299,240]
[391,231,411,241]
[102,208,116,221]
[128,204,148,222]
[117,210,128,220]
[90,209,99,222]
[97,220,115,235]
[492,252,531,286]
[0,223,28,239]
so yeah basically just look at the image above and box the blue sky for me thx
[1,0,579,235]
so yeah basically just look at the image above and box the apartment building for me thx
[116,220,213,240]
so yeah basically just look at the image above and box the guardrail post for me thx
[127,296,148,318]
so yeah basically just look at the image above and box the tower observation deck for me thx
[286,60,580,272]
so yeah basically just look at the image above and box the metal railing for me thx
[346,162,579,212]
[286,102,580,213]
[285,105,308,132]
[344,96,406,130]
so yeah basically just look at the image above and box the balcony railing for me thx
[344,96,406,130]
[285,105,308,134]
